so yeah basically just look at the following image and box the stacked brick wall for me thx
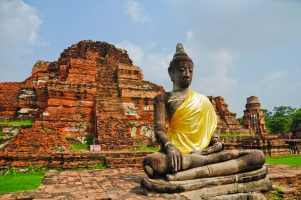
[117,64,163,146]
[209,96,251,134]
[2,128,70,155]
[221,136,289,156]
[0,151,150,169]
[0,82,22,120]
[96,59,133,150]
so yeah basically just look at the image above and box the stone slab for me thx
[143,177,271,199]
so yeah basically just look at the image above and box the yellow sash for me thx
[167,90,217,154]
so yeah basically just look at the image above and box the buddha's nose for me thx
[184,70,191,78]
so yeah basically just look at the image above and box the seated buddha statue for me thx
[143,43,265,181]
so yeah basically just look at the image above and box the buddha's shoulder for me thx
[154,92,168,103]
[191,90,208,99]
[190,90,211,103]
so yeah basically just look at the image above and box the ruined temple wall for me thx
[96,59,133,150]
[117,64,163,145]
[0,82,22,120]
[222,136,290,156]
[208,96,251,134]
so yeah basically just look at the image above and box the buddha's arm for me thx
[153,94,169,147]
[201,134,223,155]
[191,134,223,155]
[154,94,182,173]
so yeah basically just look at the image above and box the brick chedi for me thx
[0,40,163,154]
[208,96,251,133]
[243,96,267,135]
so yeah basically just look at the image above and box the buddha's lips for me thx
[183,79,191,83]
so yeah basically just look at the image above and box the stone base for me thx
[141,167,272,200]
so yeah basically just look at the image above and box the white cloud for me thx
[264,70,287,81]
[118,40,144,65]
[0,0,41,45]
[0,0,43,82]
[183,31,239,96]
[125,0,148,23]
[197,50,238,95]
[117,40,173,89]
[186,31,193,41]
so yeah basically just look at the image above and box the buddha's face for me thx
[171,60,193,89]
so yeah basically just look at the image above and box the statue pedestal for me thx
[141,167,272,200]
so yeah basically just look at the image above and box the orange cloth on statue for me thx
[167,90,217,154]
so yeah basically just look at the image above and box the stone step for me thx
[107,163,142,169]
[105,154,146,169]
[98,151,150,158]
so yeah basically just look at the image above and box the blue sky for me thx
[0,0,300,116]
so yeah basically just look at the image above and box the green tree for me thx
[237,117,244,127]
[291,108,301,131]
[273,106,296,118]
[262,109,273,121]
[268,117,290,133]
[264,106,297,134]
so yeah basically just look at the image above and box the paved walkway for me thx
[0,165,300,200]
[0,168,163,200]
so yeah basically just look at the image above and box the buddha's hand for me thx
[166,144,182,173]
[190,149,211,155]
[190,141,223,155]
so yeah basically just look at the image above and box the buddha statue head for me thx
[168,43,194,89]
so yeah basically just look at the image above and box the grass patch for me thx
[0,173,45,194]
[0,132,3,139]
[268,187,284,200]
[0,166,47,194]
[71,143,88,151]
[130,145,159,152]
[219,133,256,137]
[265,155,301,167]
[0,120,33,126]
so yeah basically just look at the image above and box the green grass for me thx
[0,131,3,139]
[266,155,301,167]
[219,133,256,137]
[130,145,159,152]
[268,187,284,200]
[0,120,33,126]
[0,169,47,194]
[71,143,88,151]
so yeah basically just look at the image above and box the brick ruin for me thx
[208,96,251,134]
[0,40,166,155]
[243,96,267,135]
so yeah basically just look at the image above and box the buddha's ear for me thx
[168,70,174,82]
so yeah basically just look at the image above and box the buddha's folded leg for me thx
[189,149,251,168]
[143,151,193,178]
[143,152,168,178]
[167,149,265,181]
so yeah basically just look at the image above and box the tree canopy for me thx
[291,108,301,131]
[264,106,298,133]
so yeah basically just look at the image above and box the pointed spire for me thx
[176,43,185,54]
